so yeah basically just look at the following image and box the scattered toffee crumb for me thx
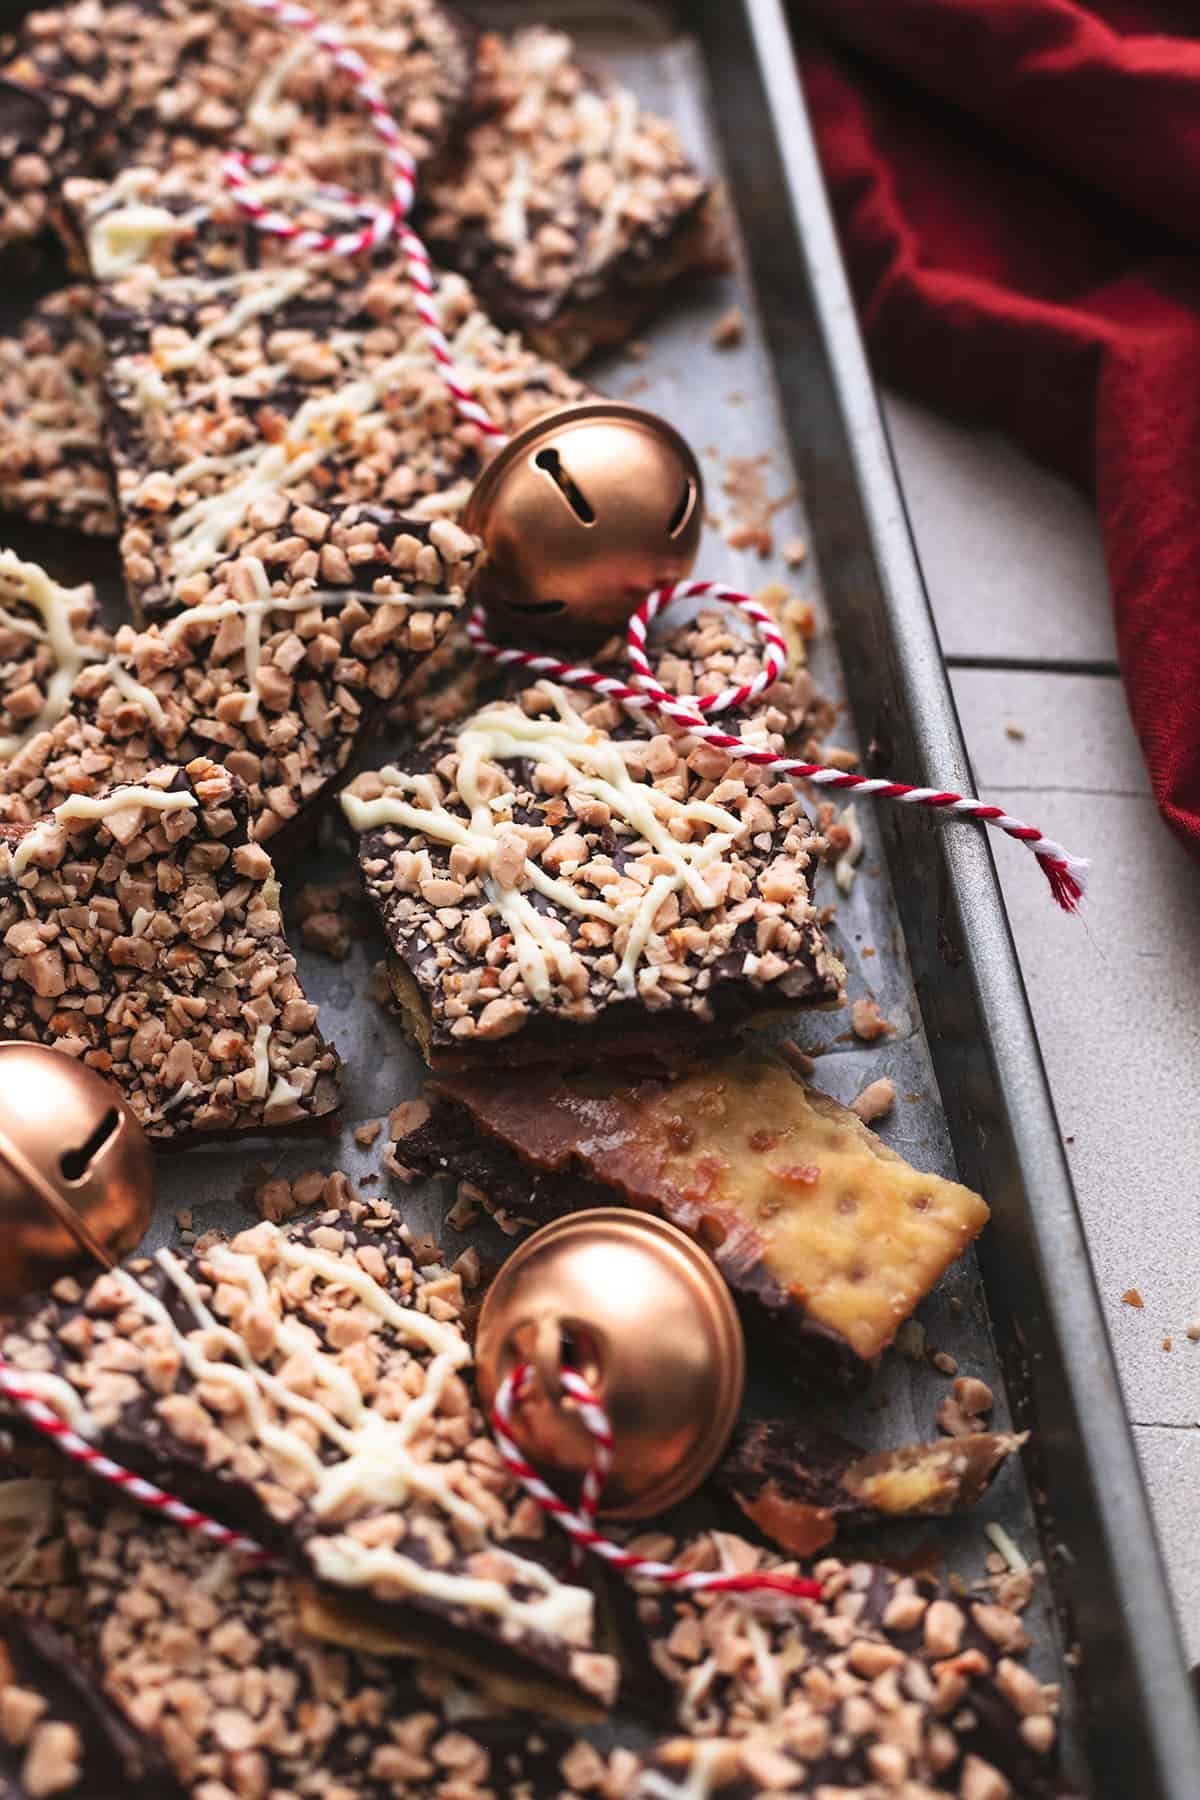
[291,875,364,963]
[253,1168,359,1224]
[1122,1288,1144,1309]
[783,535,807,567]
[353,1120,382,1149]
[710,304,745,348]
[894,1318,926,1361]
[939,1375,996,1438]
[932,1350,959,1377]
[722,453,793,557]
[851,996,896,1041]
[850,1077,896,1124]
[1005,722,1027,741]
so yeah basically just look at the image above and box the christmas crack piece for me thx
[391,1052,988,1379]
[0,1198,619,1720]
[58,1503,618,1797]
[419,25,726,367]
[71,148,582,624]
[0,289,116,539]
[0,1614,178,1800]
[630,1538,1059,1798]
[0,757,339,1141]
[0,519,478,845]
[0,0,481,266]
[715,1418,1026,1557]
[344,680,843,1070]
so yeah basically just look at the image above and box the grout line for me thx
[975,784,1150,800]
[945,654,1120,677]
[1132,1421,1200,1433]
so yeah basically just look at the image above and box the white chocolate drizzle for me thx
[5,787,197,879]
[0,552,106,760]
[111,279,509,578]
[86,1231,592,1639]
[637,1742,731,1800]
[341,684,748,998]
[250,1022,272,1099]
[86,170,211,280]
[0,1369,94,1437]
[246,25,431,146]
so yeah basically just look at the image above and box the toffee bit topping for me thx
[70,146,583,622]
[0,756,338,1139]
[0,1200,616,1705]
[0,0,479,259]
[0,555,110,763]
[345,664,843,1062]
[632,1534,1060,1799]
[55,1502,618,1799]
[0,527,477,842]
[419,26,720,364]
[0,289,116,539]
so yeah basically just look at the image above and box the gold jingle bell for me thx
[464,401,704,647]
[475,1209,744,1520]
[0,1042,154,1305]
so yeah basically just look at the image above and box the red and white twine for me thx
[0,1358,271,1562]
[492,1364,823,1602]
[0,1352,821,1603]
[223,0,504,437]
[220,0,1088,911]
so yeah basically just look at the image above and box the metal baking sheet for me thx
[2,2,1196,1794]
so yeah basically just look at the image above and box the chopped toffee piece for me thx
[70,149,582,623]
[0,1200,618,1717]
[0,555,111,769]
[716,1418,1025,1557]
[631,1534,1059,1798]
[344,679,843,1070]
[0,757,339,1140]
[0,1614,176,1799]
[0,290,116,539]
[0,0,480,266]
[0,519,477,844]
[392,1052,987,1375]
[0,1478,79,1632]
[419,26,725,366]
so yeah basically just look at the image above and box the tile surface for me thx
[888,395,1200,1667]
[884,392,1118,668]
[1135,1428,1200,1664]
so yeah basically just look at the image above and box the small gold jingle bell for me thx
[464,401,704,647]
[0,1042,154,1305]
[475,1209,745,1520]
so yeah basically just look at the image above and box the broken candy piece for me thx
[70,147,582,625]
[716,1417,1026,1556]
[418,25,727,367]
[0,521,477,848]
[0,757,339,1141]
[394,1051,988,1381]
[345,678,843,1071]
[0,1200,618,1719]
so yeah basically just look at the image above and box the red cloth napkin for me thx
[797,0,1200,857]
